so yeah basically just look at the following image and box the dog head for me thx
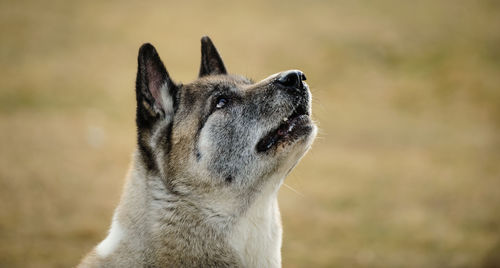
[135,36,316,215]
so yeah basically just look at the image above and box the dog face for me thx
[135,37,316,214]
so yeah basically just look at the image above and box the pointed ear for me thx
[199,36,227,77]
[136,43,177,129]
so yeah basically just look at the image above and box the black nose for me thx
[276,70,306,89]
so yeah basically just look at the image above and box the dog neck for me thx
[93,152,283,267]
[228,179,283,267]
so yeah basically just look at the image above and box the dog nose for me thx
[276,70,307,90]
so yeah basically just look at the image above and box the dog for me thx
[79,36,317,267]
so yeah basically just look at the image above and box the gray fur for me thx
[79,37,316,267]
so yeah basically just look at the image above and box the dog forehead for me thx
[188,74,252,92]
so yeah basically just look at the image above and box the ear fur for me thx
[136,43,177,129]
[199,36,227,77]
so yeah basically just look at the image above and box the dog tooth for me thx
[283,117,288,122]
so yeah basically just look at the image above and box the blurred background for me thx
[1,0,499,267]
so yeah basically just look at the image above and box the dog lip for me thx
[256,106,311,153]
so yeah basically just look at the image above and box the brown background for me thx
[1,0,499,267]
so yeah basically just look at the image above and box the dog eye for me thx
[215,97,228,109]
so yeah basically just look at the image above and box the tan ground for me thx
[1,0,499,267]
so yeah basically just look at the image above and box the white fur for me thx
[229,182,282,268]
[160,83,174,116]
[96,214,124,258]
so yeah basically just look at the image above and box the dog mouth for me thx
[256,104,311,153]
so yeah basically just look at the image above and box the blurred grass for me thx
[1,0,499,267]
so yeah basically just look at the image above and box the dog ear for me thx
[136,43,177,129]
[198,36,227,77]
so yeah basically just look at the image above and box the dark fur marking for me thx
[163,122,174,155]
[137,137,158,173]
